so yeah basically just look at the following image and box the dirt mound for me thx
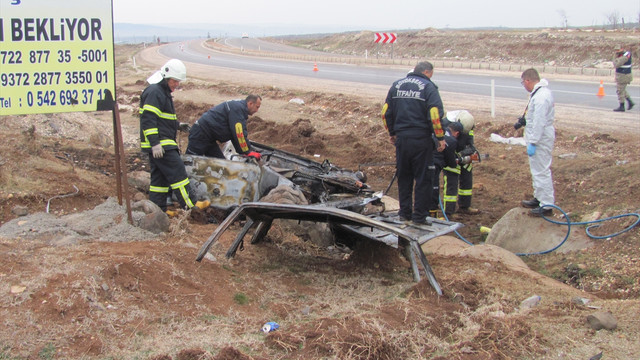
[0,197,154,243]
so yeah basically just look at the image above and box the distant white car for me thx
[241,33,249,38]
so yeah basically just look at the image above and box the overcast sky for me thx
[113,0,638,32]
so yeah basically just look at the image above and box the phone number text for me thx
[1,70,109,86]
[0,49,109,64]
[21,88,108,107]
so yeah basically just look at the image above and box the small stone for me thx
[11,205,29,217]
[10,285,26,294]
[586,311,617,330]
[571,296,590,305]
[519,295,541,310]
[558,153,577,159]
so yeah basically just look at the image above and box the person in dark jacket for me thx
[382,61,446,224]
[430,122,462,218]
[186,95,262,160]
[139,59,206,212]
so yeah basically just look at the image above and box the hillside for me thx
[275,28,639,68]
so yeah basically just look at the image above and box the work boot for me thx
[521,198,540,208]
[613,103,625,112]
[398,212,411,224]
[627,97,635,110]
[195,200,211,210]
[458,207,479,215]
[530,206,552,217]
[429,210,440,218]
[166,210,178,217]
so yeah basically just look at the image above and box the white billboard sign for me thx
[0,0,115,115]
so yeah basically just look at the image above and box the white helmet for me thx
[147,59,187,84]
[455,110,475,133]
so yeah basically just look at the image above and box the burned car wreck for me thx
[185,141,462,295]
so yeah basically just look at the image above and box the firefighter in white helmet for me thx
[440,110,479,216]
[139,59,208,213]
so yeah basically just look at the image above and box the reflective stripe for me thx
[443,175,457,209]
[458,188,472,196]
[144,128,159,136]
[444,166,461,174]
[141,140,177,149]
[159,139,178,147]
[381,103,389,131]
[141,130,176,149]
[430,107,444,138]
[171,178,194,208]
[150,185,169,193]
[140,104,177,121]
[235,123,249,152]
[443,195,457,203]
[463,163,473,171]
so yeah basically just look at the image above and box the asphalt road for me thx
[163,39,639,112]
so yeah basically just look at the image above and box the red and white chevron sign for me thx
[374,32,397,44]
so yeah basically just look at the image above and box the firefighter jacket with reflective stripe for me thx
[191,99,253,154]
[139,81,179,152]
[382,72,445,140]
[433,131,458,169]
[614,52,632,75]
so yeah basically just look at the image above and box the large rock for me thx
[127,171,150,191]
[486,208,595,254]
[422,237,532,273]
[459,244,531,272]
[138,211,170,234]
[132,200,162,214]
[421,235,470,256]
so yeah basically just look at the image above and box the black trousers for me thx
[458,166,473,208]
[186,122,225,158]
[442,168,460,215]
[148,149,197,211]
[431,165,443,212]
[396,135,434,223]
[441,165,473,214]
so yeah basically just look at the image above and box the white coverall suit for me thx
[524,79,555,206]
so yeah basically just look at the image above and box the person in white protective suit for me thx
[519,68,555,217]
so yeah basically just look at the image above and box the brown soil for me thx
[1,32,639,359]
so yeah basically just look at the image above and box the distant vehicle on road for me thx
[241,33,249,38]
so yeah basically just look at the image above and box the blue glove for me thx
[527,143,536,156]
